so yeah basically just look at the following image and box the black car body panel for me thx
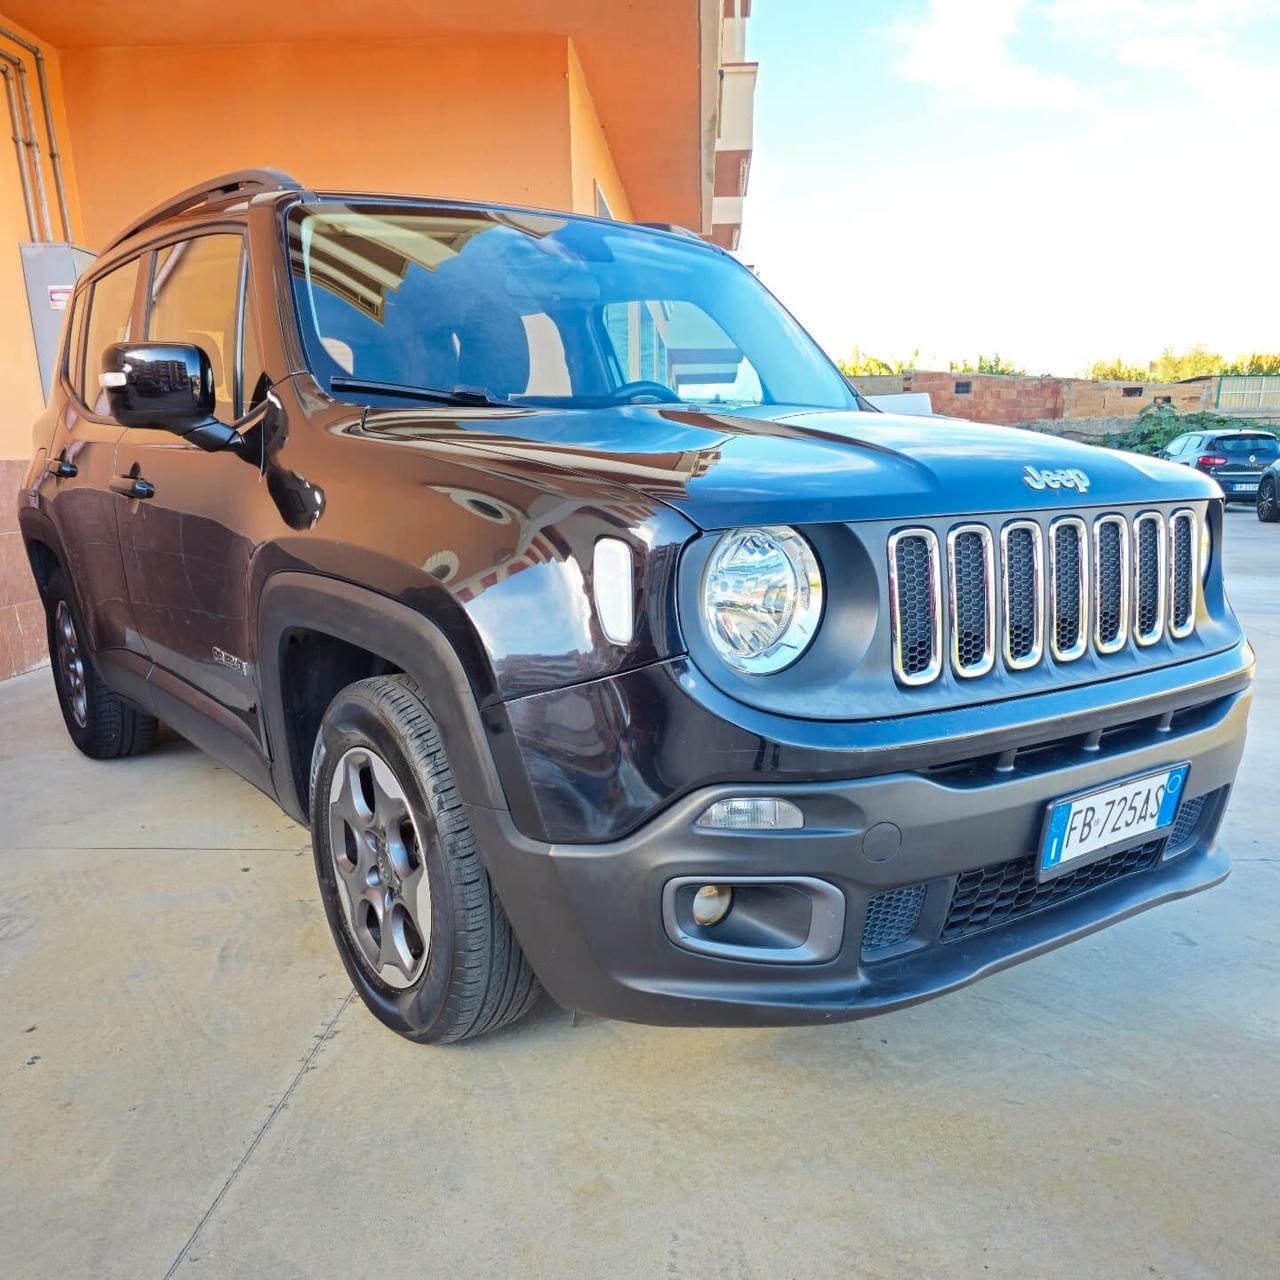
[17,178,1253,1028]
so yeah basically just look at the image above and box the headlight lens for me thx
[1200,514,1212,582]
[702,525,823,673]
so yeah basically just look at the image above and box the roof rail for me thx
[104,168,307,251]
[635,221,704,240]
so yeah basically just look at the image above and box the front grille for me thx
[1169,509,1196,638]
[887,507,1198,686]
[1049,517,1087,661]
[1002,521,1043,668]
[1133,512,1166,645]
[888,529,941,684]
[1093,515,1129,653]
[942,840,1163,942]
[947,525,994,676]
[861,883,926,955]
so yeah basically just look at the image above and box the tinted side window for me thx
[147,234,244,420]
[83,261,139,412]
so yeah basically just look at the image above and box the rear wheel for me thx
[1257,476,1279,522]
[310,675,541,1043]
[45,569,157,759]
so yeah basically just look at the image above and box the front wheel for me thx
[1257,476,1279,522]
[309,675,542,1043]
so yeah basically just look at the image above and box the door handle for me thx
[48,454,77,479]
[110,476,155,500]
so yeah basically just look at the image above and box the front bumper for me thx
[473,666,1251,1027]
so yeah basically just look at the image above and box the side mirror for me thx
[100,342,216,432]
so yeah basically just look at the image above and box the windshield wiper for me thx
[330,376,509,407]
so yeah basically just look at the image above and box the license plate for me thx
[1233,482,1258,492]
[1039,764,1190,880]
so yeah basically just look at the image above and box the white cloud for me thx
[893,0,1083,109]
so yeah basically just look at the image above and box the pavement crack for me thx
[162,989,355,1278]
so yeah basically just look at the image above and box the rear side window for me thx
[147,234,245,421]
[1214,434,1278,456]
[83,260,140,413]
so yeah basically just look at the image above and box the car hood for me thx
[361,402,1220,529]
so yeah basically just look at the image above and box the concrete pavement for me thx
[1,507,1276,1279]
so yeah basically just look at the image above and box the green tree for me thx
[948,354,1025,375]
[838,346,918,377]
[1104,402,1278,454]
[1150,344,1225,382]
[1087,356,1152,381]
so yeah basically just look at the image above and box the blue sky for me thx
[736,0,1280,376]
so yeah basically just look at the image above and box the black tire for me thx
[1257,476,1279,523]
[44,568,158,759]
[309,675,542,1044]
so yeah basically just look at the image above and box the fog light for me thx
[692,884,733,927]
[696,798,804,830]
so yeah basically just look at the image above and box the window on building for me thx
[1153,395,1171,405]
[954,380,972,395]
[147,234,245,421]
[1122,386,1143,397]
[83,259,140,412]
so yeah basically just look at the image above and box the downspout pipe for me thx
[0,65,36,239]
[0,25,70,241]
[0,49,50,239]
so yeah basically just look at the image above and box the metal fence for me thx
[1216,375,1280,411]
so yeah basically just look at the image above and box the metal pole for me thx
[0,65,36,239]
[0,25,71,241]
[0,51,49,239]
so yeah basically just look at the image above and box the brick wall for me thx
[851,370,1216,426]
[0,458,45,679]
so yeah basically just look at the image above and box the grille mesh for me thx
[952,529,989,672]
[942,840,1163,942]
[1052,522,1083,656]
[1096,520,1125,648]
[861,883,926,955]
[1135,517,1162,639]
[1167,794,1206,855]
[1171,514,1195,634]
[1005,526,1039,663]
[894,535,936,678]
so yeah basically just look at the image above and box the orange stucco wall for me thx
[59,34,576,251]
[568,39,633,221]
[0,12,83,460]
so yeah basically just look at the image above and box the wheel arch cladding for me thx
[257,573,521,825]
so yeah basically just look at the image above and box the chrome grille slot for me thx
[888,528,942,685]
[1001,521,1043,670]
[1049,517,1088,662]
[947,524,994,677]
[1133,511,1167,646]
[1093,515,1130,654]
[1168,509,1196,639]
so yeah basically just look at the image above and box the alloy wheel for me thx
[54,600,88,728]
[1260,479,1276,521]
[328,747,431,989]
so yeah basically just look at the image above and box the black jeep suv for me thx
[18,171,1253,1043]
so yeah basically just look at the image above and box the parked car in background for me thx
[16,170,1254,1045]
[1158,429,1279,503]
[1256,456,1280,522]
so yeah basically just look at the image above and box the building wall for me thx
[0,23,642,679]
[567,39,633,221]
[854,370,1214,426]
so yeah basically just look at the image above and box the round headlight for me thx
[1200,515,1212,582]
[702,525,823,674]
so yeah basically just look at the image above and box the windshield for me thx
[287,202,855,412]
[1215,434,1277,455]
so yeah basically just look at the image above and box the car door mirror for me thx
[100,341,216,432]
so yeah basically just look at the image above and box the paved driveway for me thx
[1,509,1276,1280]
